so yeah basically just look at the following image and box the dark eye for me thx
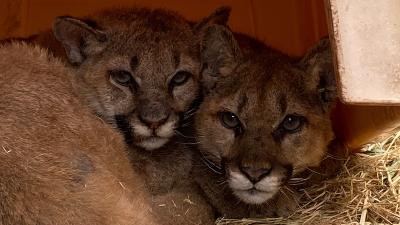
[109,70,132,86]
[281,115,304,133]
[170,71,191,86]
[218,111,243,134]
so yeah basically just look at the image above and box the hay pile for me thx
[216,132,400,225]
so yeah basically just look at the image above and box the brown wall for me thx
[0,0,327,56]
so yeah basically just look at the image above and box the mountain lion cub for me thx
[0,43,157,225]
[27,7,229,152]
[30,7,230,225]
[194,25,336,218]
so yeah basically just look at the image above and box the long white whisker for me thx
[174,130,196,139]
[201,157,223,175]
[174,141,200,145]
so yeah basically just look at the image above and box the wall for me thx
[0,0,327,56]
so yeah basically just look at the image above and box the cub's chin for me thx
[137,137,169,151]
[228,170,286,205]
[233,189,278,205]
[130,115,178,151]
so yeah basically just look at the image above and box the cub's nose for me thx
[139,113,170,130]
[239,164,272,183]
[138,101,170,130]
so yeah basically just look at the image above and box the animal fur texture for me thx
[1,7,232,225]
[0,43,158,225]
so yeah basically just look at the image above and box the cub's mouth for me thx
[233,188,278,205]
[115,114,178,151]
[200,154,293,205]
[228,166,289,204]
[214,160,293,205]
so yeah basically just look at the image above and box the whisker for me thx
[174,141,200,145]
[184,108,197,115]
[174,130,196,139]
[324,152,347,161]
[288,175,311,185]
[201,157,223,174]
[180,122,192,127]
[306,167,327,176]
[200,152,222,170]
[199,152,224,175]
[217,180,227,186]
[183,112,196,119]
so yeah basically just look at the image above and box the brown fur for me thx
[1,7,235,224]
[10,7,232,224]
[193,25,337,218]
[0,43,157,225]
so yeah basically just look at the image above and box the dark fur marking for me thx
[130,56,139,71]
[278,94,287,114]
[173,51,180,69]
[237,95,248,114]
[115,115,133,145]
[76,154,95,174]
[253,136,262,142]
[71,153,95,185]
[284,165,294,179]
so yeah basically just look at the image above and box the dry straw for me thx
[216,131,400,225]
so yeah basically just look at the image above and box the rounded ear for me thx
[53,16,107,66]
[300,38,337,106]
[194,6,231,32]
[200,24,242,93]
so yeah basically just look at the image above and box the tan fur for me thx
[193,26,337,218]
[0,43,157,225]
[3,7,233,224]
[0,7,236,224]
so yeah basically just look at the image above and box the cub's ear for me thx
[53,16,107,66]
[194,6,231,32]
[300,38,337,107]
[200,24,242,93]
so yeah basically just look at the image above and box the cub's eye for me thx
[218,111,243,134]
[170,71,191,86]
[109,70,132,86]
[281,115,304,133]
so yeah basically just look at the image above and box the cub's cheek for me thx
[302,137,327,168]
[172,80,199,111]
[196,119,235,162]
[212,126,235,157]
[228,170,253,190]
[282,137,328,173]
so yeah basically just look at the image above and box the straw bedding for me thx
[216,131,400,225]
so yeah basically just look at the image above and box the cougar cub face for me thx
[52,7,230,150]
[197,26,336,204]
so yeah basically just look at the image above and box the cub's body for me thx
[0,43,157,225]
[0,7,231,224]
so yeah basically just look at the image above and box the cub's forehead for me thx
[215,60,313,113]
[93,8,197,56]
[221,60,303,93]
[101,28,198,62]
[97,9,193,41]
[96,7,191,32]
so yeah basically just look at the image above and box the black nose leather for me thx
[240,165,272,183]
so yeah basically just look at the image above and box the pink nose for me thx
[138,114,169,130]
